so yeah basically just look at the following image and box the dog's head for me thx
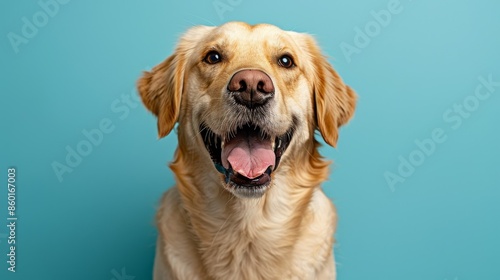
[138,22,356,198]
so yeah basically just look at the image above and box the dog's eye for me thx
[204,51,222,64]
[278,55,294,68]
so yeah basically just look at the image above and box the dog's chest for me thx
[198,223,296,279]
[158,187,335,279]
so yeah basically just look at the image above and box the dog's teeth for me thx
[272,139,276,150]
[277,139,282,149]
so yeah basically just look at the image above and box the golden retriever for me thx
[138,21,356,280]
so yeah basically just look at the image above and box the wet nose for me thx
[227,70,275,108]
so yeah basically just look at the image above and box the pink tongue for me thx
[222,135,275,179]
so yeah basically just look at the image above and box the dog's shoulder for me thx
[156,187,206,279]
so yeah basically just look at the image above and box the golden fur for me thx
[138,22,356,280]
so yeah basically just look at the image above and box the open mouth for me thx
[200,122,294,198]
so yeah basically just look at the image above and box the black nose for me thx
[227,70,275,108]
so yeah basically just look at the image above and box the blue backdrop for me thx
[1,1,499,279]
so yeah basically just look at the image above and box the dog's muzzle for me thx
[198,69,296,198]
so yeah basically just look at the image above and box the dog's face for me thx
[138,22,356,198]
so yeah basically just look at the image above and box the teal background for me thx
[1,0,499,279]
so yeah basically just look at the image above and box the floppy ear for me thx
[314,58,357,147]
[302,35,357,147]
[137,25,214,138]
[137,54,184,138]
[138,52,188,138]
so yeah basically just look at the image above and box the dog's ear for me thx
[314,59,357,147]
[299,34,357,147]
[137,25,214,138]
[137,55,183,138]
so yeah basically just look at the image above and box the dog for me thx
[138,21,356,280]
